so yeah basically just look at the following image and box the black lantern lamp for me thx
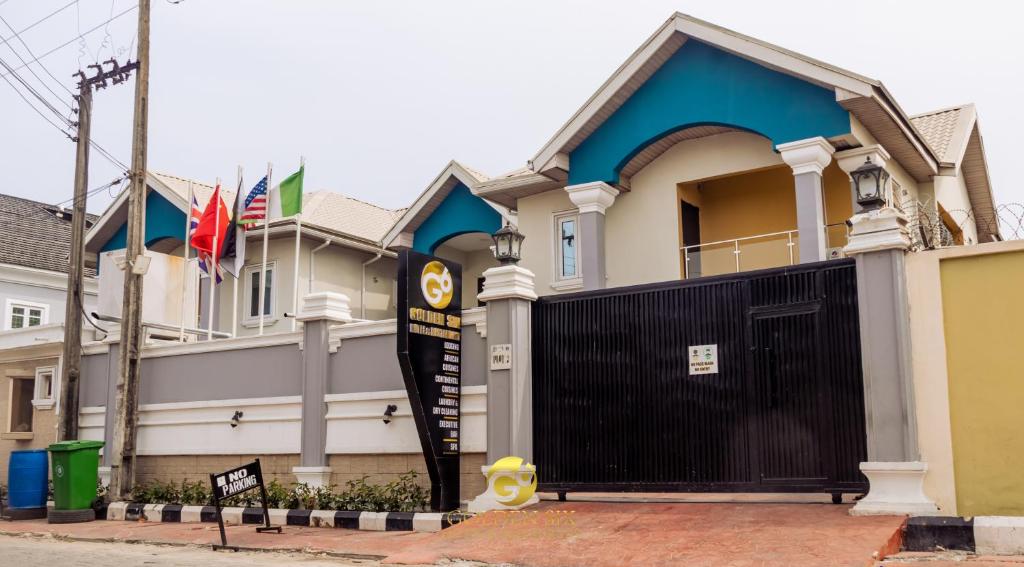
[850,156,890,210]
[491,223,525,265]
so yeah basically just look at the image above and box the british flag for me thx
[239,176,268,229]
[190,193,222,283]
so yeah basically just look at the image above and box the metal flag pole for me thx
[291,157,304,332]
[258,163,272,336]
[232,166,242,338]
[180,180,193,342]
[207,178,221,341]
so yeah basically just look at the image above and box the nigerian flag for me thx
[268,165,304,219]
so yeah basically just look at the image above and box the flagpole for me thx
[231,166,242,338]
[208,178,221,341]
[258,163,272,336]
[291,156,304,332]
[180,180,193,342]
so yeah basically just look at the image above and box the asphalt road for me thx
[0,533,391,566]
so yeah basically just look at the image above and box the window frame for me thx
[5,298,49,331]
[5,373,35,437]
[242,260,277,326]
[32,366,56,410]
[551,210,583,290]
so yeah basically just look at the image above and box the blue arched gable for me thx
[413,183,502,254]
[568,40,851,185]
[99,191,187,252]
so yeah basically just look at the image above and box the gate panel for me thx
[532,260,866,493]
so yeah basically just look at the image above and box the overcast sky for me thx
[2,0,1022,214]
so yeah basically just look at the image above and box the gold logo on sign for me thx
[420,260,454,309]
[487,456,538,507]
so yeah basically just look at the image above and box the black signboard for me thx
[397,249,462,512]
[208,459,281,551]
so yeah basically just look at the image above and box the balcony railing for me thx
[681,223,849,279]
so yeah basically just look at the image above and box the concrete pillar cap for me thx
[296,291,353,323]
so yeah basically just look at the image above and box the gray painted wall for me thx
[138,344,302,404]
[80,351,111,407]
[328,328,486,395]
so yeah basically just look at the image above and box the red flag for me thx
[190,185,230,269]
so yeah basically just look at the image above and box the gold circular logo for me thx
[420,261,454,309]
[487,456,538,507]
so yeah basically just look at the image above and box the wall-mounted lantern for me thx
[491,224,525,265]
[850,156,890,210]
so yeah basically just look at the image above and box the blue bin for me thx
[8,449,48,509]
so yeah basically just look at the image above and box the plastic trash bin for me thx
[47,440,103,511]
[8,449,48,509]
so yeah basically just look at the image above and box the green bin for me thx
[48,440,104,510]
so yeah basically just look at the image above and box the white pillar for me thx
[565,182,619,290]
[778,137,835,263]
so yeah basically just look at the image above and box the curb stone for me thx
[902,516,1024,554]
[100,501,453,533]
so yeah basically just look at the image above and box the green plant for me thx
[332,471,427,512]
[262,479,291,509]
[178,480,210,506]
[96,479,108,502]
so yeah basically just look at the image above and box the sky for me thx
[1,0,1022,214]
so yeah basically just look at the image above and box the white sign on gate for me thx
[490,344,512,370]
[688,344,718,375]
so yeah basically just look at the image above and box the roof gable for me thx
[567,39,850,185]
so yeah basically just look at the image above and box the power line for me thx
[0,13,75,108]
[0,1,78,44]
[0,4,137,79]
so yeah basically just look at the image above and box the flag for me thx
[190,184,229,284]
[239,176,268,229]
[189,193,217,280]
[218,177,246,279]
[268,165,304,219]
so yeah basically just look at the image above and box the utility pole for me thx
[110,0,151,500]
[58,61,138,442]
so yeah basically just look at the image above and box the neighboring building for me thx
[83,172,405,338]
[0,194,99,481]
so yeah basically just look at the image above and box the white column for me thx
[778,137,835,263]
[565,182,619,291]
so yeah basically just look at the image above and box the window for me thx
[243,262,275,322]
[33,366,55,410]
[7,375,34,434]
[5,299,48,330]
[555,212,579,280]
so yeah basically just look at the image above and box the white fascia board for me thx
[0,263,98,295]
[530,16,681,173]
[872,86,940,175]
[84,173,188,250]
[84,186,131,249]
[944,104,978,170]
[382,161,485,247]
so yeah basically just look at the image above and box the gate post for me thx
[293,292,352,488]
[469,263,538,511]
[843,205,938,515]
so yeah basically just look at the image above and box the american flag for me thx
[190,193,222,283]
[239,176,268,229]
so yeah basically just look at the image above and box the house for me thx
[0,194,99,481]
[385,14,998,296]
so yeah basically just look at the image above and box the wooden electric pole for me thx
[110,0,151,500]
[58,60,138,442]
[56,84,92,442]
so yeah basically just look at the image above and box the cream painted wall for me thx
[934,174,979,244]
[517,188,577,296]
[434,243,498,309]
[0,355,60,482]
[214,235,396,337]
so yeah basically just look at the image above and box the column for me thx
[778,137,834,263]
[293,291,352,487]
[565,182,619,290]
[844,205,938,516]
[468,262,538,512]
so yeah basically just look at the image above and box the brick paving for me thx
[1,501,910,566]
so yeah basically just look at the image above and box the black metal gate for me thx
[532,259,867,494]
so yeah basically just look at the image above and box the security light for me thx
[491,224,525,265]
[850,156,890,210]
[383,404,398,425]
[230,410,243,428]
